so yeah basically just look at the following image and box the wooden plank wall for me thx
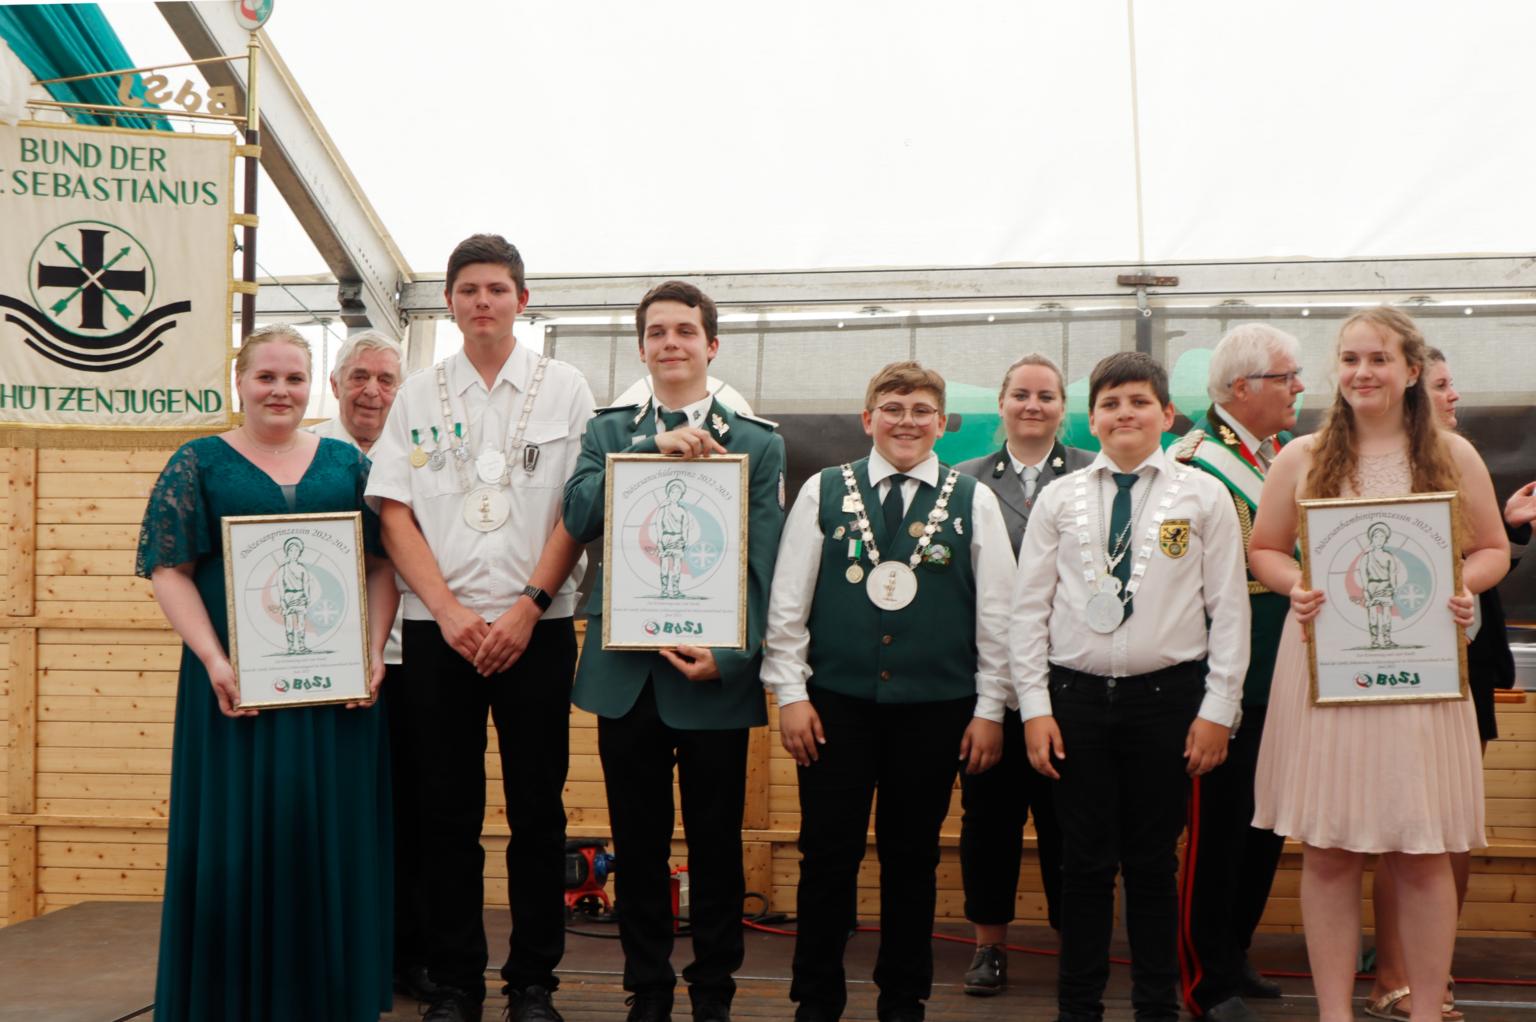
[2,445,1534,939]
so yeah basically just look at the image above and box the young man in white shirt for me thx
[764,361,1013,1022]
[366,234,595,1022]
[1012,351,1251,1022]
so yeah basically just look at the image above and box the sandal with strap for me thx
[1443,979,1464,1021]
[1365,988,1412,1021]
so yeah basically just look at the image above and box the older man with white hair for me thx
[308,328,426,999]
[1170,323,1305,1022]
[312,329,404,453]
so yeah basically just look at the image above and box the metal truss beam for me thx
[157,2,411,338]
[259,255,1536,322]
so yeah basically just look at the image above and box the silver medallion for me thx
[453,444,473,464]
[865,560,918,611]
[428,449,446,471]
[1085,591,1126,634]
[462,486,511,532]
[476,449,508,485]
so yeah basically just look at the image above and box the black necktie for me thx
[1110,471,1138,620]
[659,408,688,431]
[882,474,908,541]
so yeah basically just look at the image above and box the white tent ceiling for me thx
[99,0,1536,278]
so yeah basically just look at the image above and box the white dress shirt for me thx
[308,415,402,663]
[762,448,1015,720]
[1010,445,1251,727]
[655,394,715,430]
[365,344,595,620]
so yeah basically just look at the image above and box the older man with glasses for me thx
[1170,323,1306,1022]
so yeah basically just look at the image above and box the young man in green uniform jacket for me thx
[563,281,787,1022]
[1170,323,1305,1022]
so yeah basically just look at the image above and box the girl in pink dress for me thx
[1249,308,1508,1022]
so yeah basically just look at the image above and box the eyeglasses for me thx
[873,403,940,425]
[1245,369,1303,385]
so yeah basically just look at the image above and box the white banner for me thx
[0,120,233,428]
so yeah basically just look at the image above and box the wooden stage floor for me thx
[3,902,1534,1020]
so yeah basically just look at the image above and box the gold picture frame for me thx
[221,511,372,709]
[601,452,751,651]
[1298,492,1467,705]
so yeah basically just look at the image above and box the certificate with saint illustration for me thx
[1298,492,1467,705]
[603,453,749,650]
[222,511,373,708]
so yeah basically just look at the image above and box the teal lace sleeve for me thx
[135,443,212,578]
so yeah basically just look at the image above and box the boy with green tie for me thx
[563,280,786,1022]
[1011,352,1251,1022]
[763,361,1014,1022]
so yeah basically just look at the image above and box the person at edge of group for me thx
[1013,351,1251,1022]
[138,324,398,1021]
[562,281,788,1022]
[306,330,432,1001]
[1363,344,1536,1022]
[1169,324,1304,1022]
[951,353,1091,996]
[762,361,1013,1022]
[1250,307,1509,1022]
[365,234,596,1022]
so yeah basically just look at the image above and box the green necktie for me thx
[1110,471,1138,620]
[659,408,689,431]
[882,474,909,543]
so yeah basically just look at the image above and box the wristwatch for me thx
[521,584,552,612]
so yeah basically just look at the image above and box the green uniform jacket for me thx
[1172,406,1291,706]
[564,397,787,729]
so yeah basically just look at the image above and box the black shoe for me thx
[422,990,482,1022]
[878,1008,924,1022]
[504,985,564,1022]
[396,964,440,1002]
[625,992,673,1022]
[690,990,732,1022]
[962,943,1007,996]
[1203,996,1260,1022]
[1239,960,1283,999]
[793,1006,838,1022]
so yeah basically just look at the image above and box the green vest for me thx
[806,459,977,703]
[1176,408,1291,706]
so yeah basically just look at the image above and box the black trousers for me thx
[397,618,575,1003]
[959,706,1064,930]
[790,688,974,1019]
[1177,703,1286,1013]
[596,680,750,1004]
[1050,663,1204,1022]
[382,662,429,975]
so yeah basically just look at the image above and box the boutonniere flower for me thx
[1052,456,1064,469]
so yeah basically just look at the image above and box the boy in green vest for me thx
[763,361,1015,1022]
[563,281,786,1022]
[1012,352,1251,1022]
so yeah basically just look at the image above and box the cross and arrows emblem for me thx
[1,219,186,373]
[33,223,151,330]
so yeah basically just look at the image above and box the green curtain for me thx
[0,3,169,130]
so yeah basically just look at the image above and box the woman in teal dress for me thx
[136,325,399,1022]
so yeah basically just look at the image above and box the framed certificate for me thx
[221,512,373,709]
[602,453,750,650]
[1298,492,1467,705]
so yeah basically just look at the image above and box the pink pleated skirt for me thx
[1252,612,1487,854]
